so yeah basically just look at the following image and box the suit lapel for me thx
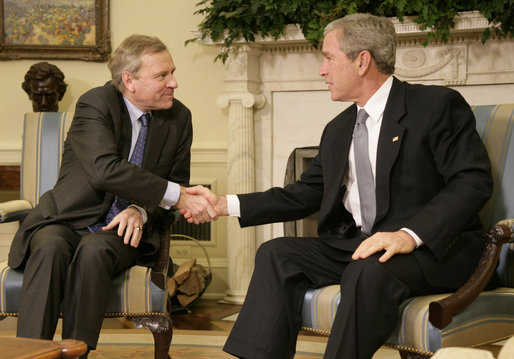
[120,98,132,160]
[143,111,170,171]
[333,107,357,187]
[322,106,356,217]
[374,78,406,223]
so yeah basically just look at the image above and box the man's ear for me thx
[357,50,372,76]
[121,72,135,92]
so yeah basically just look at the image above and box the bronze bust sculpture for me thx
[22,62,67,112]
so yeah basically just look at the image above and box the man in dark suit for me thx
[185,13,493,359]
[8,34,216,356]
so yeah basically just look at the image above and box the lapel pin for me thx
[392,136,399,142]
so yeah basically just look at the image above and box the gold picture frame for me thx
[0,0,110,62]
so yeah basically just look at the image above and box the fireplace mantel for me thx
[202,11,514,302]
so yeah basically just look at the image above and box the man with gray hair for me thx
[187,13,492,358]
[9,34,216,357]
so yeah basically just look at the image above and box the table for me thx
[0,337,87,358]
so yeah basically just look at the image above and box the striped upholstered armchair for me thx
[0,112,174,359]
[285,104,514,358]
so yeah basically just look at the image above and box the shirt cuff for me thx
[226,194,241,217]
[401,227,423,248]
[159,182,180,209]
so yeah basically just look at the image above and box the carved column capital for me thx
[217,91,266,110]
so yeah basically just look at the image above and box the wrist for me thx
[399,229,417,249]
[218,196,229,216]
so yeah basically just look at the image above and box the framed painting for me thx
[0,0,110,61]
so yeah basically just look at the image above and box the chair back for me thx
[20,112,74,206]
[472,104,514,286]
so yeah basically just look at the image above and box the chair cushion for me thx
[302,285,514,353]
[0,260,167,315]
[301,285,340,335]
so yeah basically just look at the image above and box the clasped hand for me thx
[176,185,221,224]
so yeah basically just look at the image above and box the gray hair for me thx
[108,34,168,92]
[324,13,397,75]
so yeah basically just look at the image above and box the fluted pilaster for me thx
[217,91,265,304]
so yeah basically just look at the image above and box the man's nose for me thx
[167,74,178,88]
[319,61,327,77]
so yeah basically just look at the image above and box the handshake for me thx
[176,185,227,224]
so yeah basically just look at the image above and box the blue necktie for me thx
[353,109,376,234]
[89,113,150,232]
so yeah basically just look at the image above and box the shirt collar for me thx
[123,96,151,126]
[357,75,393,123]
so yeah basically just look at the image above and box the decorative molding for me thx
[199,11,492,51]
[0,147,21,165]
[391,11,491,35]
[217,91,266,109]
[0,146,227,166]
[190,146,227,166]
[395,46,466,85]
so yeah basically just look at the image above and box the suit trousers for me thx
[223,236,448,359]
[17,224,140,349]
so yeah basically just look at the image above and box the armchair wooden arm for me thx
[429,221,514,329]
[0,200,32,223]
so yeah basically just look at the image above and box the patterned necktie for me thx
[353,109,376,234]
[89,113,150,232]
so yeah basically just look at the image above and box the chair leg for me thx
[398,348,432,358]
[127,314,173,359]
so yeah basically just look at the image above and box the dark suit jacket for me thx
[237,77,493,288]
[9,82,192,269]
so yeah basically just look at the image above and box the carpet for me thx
[86,330,326,358]
[85,329,402,359]
[0,316,401,358]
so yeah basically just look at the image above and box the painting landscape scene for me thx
[4,0,95,46]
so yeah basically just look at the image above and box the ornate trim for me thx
[0,147,21,165]
[217,92,266,109]
[395,47,464,79]
[392,11,490,35]
[199,11,492,52]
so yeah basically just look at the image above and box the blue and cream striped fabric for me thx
[1,112,168,317]
[474,105,514,287]
[301,104,514,354]
[20,112,74,206]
